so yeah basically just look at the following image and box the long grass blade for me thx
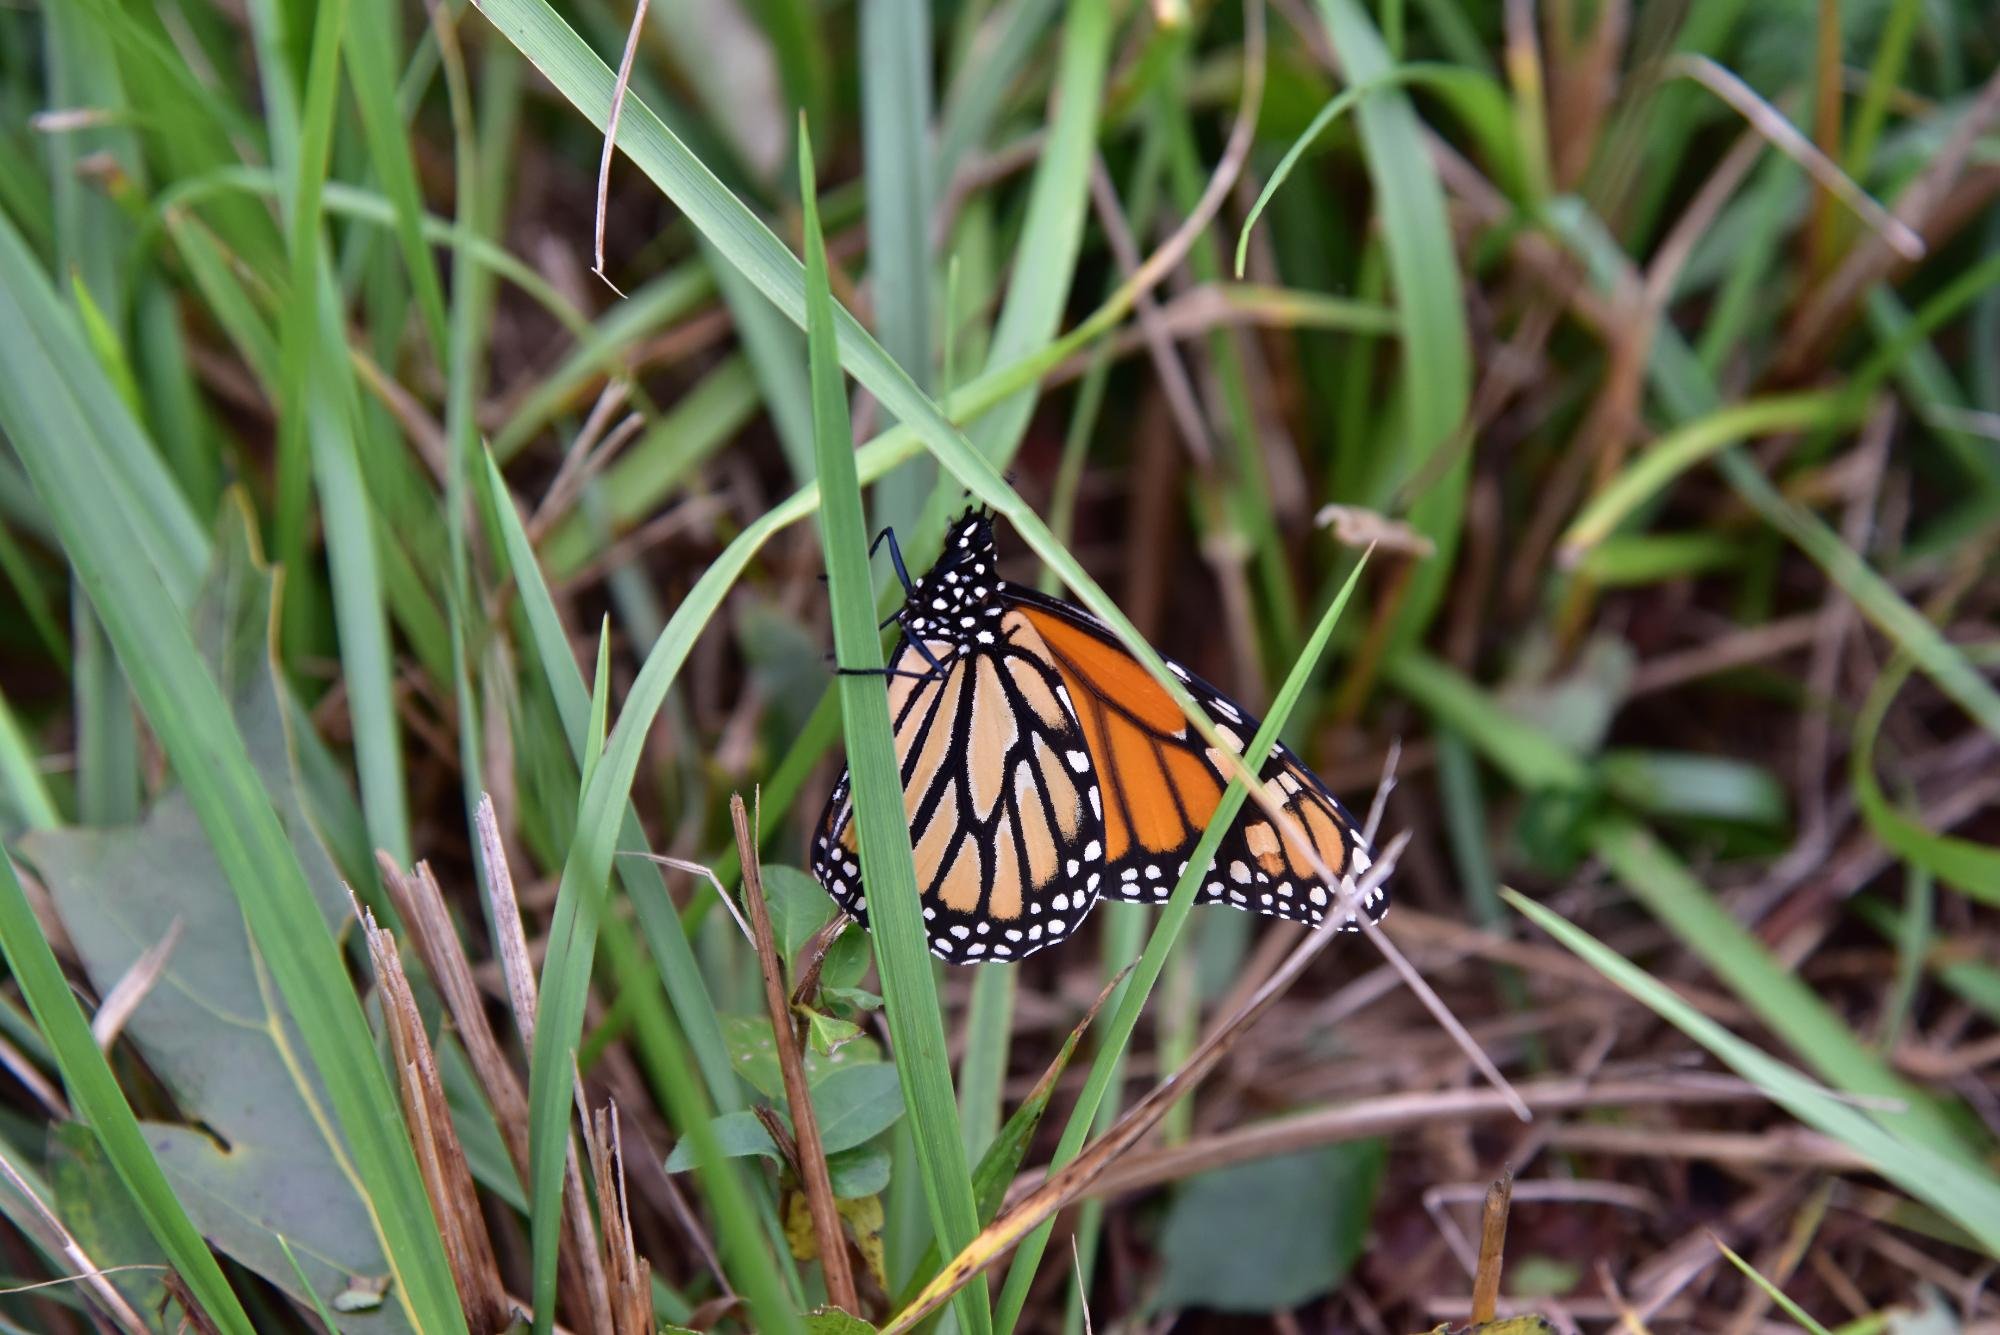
[801,119,992,1335]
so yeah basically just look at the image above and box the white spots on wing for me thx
[1084,840,1102,860]
[1067,749,1089,772]
[1229,860,1251,884]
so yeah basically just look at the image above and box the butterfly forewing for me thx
[1010,589,1381,931]
[812,608,1108,963]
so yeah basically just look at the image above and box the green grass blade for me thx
[859,0,937,533]
[0,211,467,1335]
[343,0,452,359]
[957,966,1015,1162]
[1313,0,1469,487]
[960,0,1110,469]
[1851,653,2000,901]
[1507,888,2000,1253]
[1712,447,2000,745]
[0,848,254,1334]
[478,449,741,1107]
[1559,391,1860,556]
[801,120,991,1335]
[1589,816,1978,1160]
[994,555,1371,1333]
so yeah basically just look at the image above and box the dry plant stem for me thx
[359,904,515,1332]
[591,0,650,293]
[622,848,753,944]
[588,1105,653,1335]
[478,793,549,1050]
[1086,158,1217,466]
[1782,62,2000,373]
[1470,1174,1511,1323]
[530,378,633,538]
[1664,55,1923,263]
[0,1031,65,1118]
[0,1149,147,1332]
[729,793,859,1315]
[379,852,613,1335]
[1081,1074,1772,1201]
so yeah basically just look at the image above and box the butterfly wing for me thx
[811,614,1108,962]
[1007,588,1381,930]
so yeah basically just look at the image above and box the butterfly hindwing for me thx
[812,613,1108,963]
[1008,588,1380,931]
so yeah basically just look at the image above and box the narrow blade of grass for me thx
[1506,889,2000,1253]
[800,120,992,1335]
[1589,816,1979,1161]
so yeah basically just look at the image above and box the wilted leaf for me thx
[837,1194,886,1294]
[21,511,405,1327]
[1154,1142,1383,1314]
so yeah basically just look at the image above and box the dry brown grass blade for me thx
[90,916,182,1052]
[379,850,614,1335]
[730,791,860,1315]
[586,1103,653,1335]
[1781,62,2000,375]
[591,0,650,293]
[1075,1075,1774,1201]
[1471,1173,1512,1323]
[884,833,1411,1334]
[356,904,513,1333]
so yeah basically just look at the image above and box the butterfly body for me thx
[812,508,1383,963]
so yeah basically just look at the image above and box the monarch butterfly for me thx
[812,507,1383,963]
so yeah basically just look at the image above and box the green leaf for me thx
[45,1123,169,1316]
[765,864,839,959]
[803,1009,865,1057]
[1598,750,1788,828]
[809,1063,907,1154]
[805,1309,880,1335]
[1154,1143,1383,1314]
[826,1139,893,1199]
[20,514,412,1328]
[725,1014,884,1101]
[665,1112,786,1171]
[668,1064,907,1169]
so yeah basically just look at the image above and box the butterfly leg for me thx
[832,633,955,681]
[867,525,920,598]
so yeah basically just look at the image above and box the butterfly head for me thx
[899,505,1004,641]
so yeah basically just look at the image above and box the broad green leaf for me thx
[20,515,406,1327]
[1154,1143,1383,1314]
